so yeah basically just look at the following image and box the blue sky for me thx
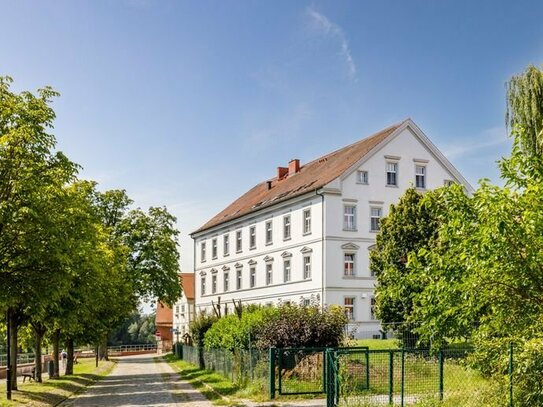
[1,1,542,272]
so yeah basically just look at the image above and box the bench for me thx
[21,366,35,383]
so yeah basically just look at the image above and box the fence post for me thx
[509,342,513,407]
[400,349,405,407]
[438,350,444,401]
[389,350,394,405]
[365,349,370,390]
[269,347,276,399]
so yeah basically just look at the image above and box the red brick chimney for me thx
[277,167,288,179]
[288,159,300,176]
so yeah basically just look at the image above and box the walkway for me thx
[61,353,213,407]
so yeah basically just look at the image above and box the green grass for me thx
[352,339,399,350]
[0,358,115,407]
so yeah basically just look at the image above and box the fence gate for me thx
[326,347,370,407]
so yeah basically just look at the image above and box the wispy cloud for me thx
[306,6,357,81]
[443,127,510,159]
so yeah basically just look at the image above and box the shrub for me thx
[513,338,543,405]
[203,306,277,351]
[189,313,218,347]
[256,304,347,349]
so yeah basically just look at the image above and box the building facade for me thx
[172,273,196,342]
[190,119,471,338]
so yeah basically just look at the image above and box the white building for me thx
[190,119,471,338]
[172,273,195,342]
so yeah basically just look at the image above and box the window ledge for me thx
[302,231,312,236]
[369,230,379,233]
[265,242,273,246]
[249,246,256,250]
[356,182,369,185]
[212,256,218,260]
[224,253,230,257]
[283,237,292,242]
[386,184,399,188]
[343,228,358,232]
[236,250,242,254]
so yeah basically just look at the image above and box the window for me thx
[236,230,242,252]
[283,215,291,239]
[249,226,256,249]
[223,234,230,256]
[303,209,311,234]
[370,207,382,232]
[357,170,369,184]
[201,276,206,295]
[201,242,206,262]
[344,205,356,230]
[344,297,355,321]
[303,256,311,279]
[265,220,273,245]
[370,298,377,320]
[283,259,291,282]
[224,272,229,292]
[344,253,355,276]
[175,305,180,314]
[212,238,218,259]
[211,275,217,293]
[266,263,273,285]
[386,162,398,186]
[303,298,311,307]
[444,179,454,187]
[236,268,242,290]
[250,267,256,288]
[415,165,426,189]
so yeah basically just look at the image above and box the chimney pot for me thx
[288,159,300,176]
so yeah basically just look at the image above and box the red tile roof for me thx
[155,301,173,326]
[180,273,195,300]
[193,120,405,234]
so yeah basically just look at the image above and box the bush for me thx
[256,304,347,349]
[189,313,218,347]
[203,306,277,351]
[514,338,543,405]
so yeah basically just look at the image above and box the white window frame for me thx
[212,238,218,259]
[303,255,311,279]
[444,179,454,187]
[344,297,355,321]
[201,242,206,262]
[201,275,206,295]
[223,234,230,256]
[343,205,357,231]
[266,263,273,285]
[236,268,242,290]
[357,170,369,184]
[283,215,291,240]
[303,208,311,235]
[302,298,311,307]
[283,259,291,282]
[211,274,217,294]
[265,220,273,245]
[223,271,229,292]
[415,165,426,189]
[344,253,355,276]
[236,230,242,253]
[250,266,256,288]
[249,226,256,249]
[370,207,382,232]
[386,162,398,186]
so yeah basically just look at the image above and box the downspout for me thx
[315,189,325,310]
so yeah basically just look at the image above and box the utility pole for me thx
[6,309,12,400]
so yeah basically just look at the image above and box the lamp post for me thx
[6,309,11,400]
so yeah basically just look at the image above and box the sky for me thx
[1,0,542,273]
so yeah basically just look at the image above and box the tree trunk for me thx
[8,308,18,391]
[95,345,99,368]
[33,324,46,382]
[52,328,61,378]
[65,338,74,375]
[98,336,108,361]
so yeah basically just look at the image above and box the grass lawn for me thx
[353,339,399,350]
[0,358,115,407]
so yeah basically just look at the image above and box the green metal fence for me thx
[180,345,269,390]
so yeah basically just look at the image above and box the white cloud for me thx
[443,127,511,159]
[306,6,357,81]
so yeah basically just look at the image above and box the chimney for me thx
[277,167,288,179]
[266,180,272,190]
[288,159,300,176]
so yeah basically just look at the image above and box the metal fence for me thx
[0,352,35,367]
[180,345,269,390]
[107,343,157,354]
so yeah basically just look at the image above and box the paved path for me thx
[62,354,213,407]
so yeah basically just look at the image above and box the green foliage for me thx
[108,312,156,345]
[203,306,277,351]
[256,304,347,349]
[189,314,218,347]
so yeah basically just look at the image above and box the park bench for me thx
[21,366,35,383]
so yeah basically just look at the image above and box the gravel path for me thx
[61,353,213,407]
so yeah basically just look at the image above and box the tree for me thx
[370,188,442,347]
